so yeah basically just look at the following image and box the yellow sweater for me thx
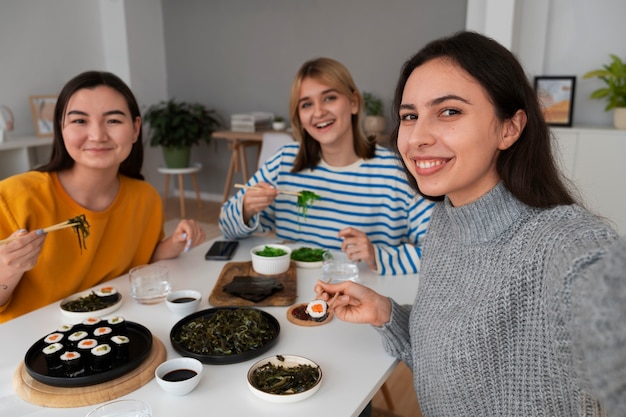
[0,171,164,323]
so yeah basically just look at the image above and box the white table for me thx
[0,235,419,417]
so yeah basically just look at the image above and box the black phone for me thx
[205,240,239,260]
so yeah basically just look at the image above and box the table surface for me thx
[0,235,419,417]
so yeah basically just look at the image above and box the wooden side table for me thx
[157,163,203,218]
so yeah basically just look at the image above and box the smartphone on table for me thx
[204,240,239,260]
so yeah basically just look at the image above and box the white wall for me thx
[1,0,625,195]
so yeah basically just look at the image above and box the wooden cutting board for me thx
[12,336,166,408]
[209,261,297,307]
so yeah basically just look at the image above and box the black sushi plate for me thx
[170,307,280,365]
[24,321,152,387]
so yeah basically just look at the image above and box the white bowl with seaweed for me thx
[59,286,122,319]
[290,246,327,269]
[247,354,322,403]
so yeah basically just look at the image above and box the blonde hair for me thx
[288,57,375,172]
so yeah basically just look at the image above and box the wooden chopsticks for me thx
[0,220,80,245]
[234,183,301,196]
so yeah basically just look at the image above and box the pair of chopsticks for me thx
[234,183,301,196]
[0,220,80,245]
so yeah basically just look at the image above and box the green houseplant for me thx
[583,54,626,129]
[362,92,385,134]
[143,99,223,167]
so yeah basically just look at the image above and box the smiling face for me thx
[62,85,141,174]
[397,57,523,206]
[296,77,358,151]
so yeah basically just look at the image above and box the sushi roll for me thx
[42,342,64,371]
[110,335,130,360]
[93,326,113,343]
[306,299,329,322]
[107,316,127,333]
[60,351,84,377]
[56,324,75,335]
[94,286,118,303]
[82,317,101,328]
[77,338,98,369]
[43,332,64,344]
[90,344,113,372]
[68,330,89,348]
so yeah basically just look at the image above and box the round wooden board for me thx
[286,303,333,327]
[12,336,166,408]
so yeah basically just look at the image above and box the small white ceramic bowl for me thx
[250,244,292,275]
[155,357,203,396]
[165,290,201,316]
[247,354,322,403]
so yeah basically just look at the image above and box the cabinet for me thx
[552,127,626,234]
[0,135,53,179]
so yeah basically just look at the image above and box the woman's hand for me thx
[338,227,377,271]
[314,280,391,327]
[151,219,206,261]
[0,230,46,306]
[242,182,279,223]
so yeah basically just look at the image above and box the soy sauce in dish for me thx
[172,297,196,304]
[163,369,197,382]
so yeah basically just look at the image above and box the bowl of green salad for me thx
[251,244,292,275]
[290,247,327,269]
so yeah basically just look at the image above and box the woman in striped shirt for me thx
[219,58,433,275]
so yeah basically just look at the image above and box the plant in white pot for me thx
[582,54,626,130]
[143,99,223,168]
[363,92,386,135]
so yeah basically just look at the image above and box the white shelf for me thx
[0,135,53,179]
[552,126,626,234]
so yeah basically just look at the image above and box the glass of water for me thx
[129,264,171,304]
[321,250,359,283]
[85,399,151,417]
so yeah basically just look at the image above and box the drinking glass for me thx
[321,250,359,283]
[129,264,171,304]
[85,399,151,417]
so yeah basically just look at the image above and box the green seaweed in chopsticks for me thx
[296,190,320,223]
[68,214,90,252]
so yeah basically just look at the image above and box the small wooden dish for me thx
[286,303,333,327]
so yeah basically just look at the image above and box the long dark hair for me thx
[390,31,577,207]
[36,71,144,180]
[289,57,375,172]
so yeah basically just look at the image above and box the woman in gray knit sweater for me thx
[316,31,624,416]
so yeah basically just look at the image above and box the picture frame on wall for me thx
[29,95,57,137]
[534,76,576,127]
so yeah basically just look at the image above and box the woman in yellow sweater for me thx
[0,71,206,323]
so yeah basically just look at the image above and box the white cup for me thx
[129,264,171,304]
[321,250,359,283]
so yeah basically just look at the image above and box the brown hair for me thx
[390,31,578,207]
[36,71,144,180]
[288,57,375,172]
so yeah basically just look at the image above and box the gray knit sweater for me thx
[379,183,618,416]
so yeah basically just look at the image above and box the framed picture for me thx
[534,76,576,127]
[29,95,57,137]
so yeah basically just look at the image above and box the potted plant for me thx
[272,115,286,131]
[143,99,223,167]
[582,54,626,129]
[362,92,386,134]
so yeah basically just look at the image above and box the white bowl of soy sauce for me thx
[155,357,203,396]
[165,290,201,317]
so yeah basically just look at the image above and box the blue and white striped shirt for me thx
[219,143,434,275]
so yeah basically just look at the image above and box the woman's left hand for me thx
[152,219,206,261]
[172,219,206,253]
[338,227,377,271]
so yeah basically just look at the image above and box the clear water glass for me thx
[85,399,151,417]
[321,250,359,283]
[129,264,171,304]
